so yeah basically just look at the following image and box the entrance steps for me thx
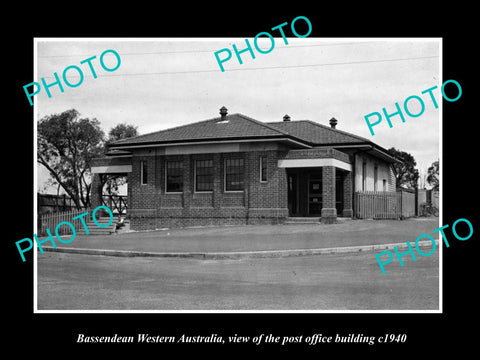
[284,217,321,224]
[76,216,118,235]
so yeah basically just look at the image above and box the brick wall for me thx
[321,166,337,223]
[128,149,289,230]
[126,145,395,229]
[90,173,103,210]
[247,150,288,223]
[342,170,353,217]
[283,147,350,163]
[128,150,158,230]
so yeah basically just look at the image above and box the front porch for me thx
[278,148,353,224]
[90,152,132,218]
[285,167,352,218]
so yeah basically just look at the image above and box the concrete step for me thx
[88,216,118,223]
[284,217,321,224]
[77,217,119,235]
[77,226,116,235]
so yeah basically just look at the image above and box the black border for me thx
[7,5,477,355]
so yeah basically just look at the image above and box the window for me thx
[140,160,147,185]
[166,160,183,193]
[195,159,214,192]
[225,158,244,191]
[374,165,378,191]
[260,156,267,182]
[362,162,366,191]
[383,179,387,192]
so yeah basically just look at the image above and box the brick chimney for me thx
[329,117,338,129]
[283,114,291,122]
[219,106,228,120]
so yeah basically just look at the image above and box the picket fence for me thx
[354,190,415,219]
[38,208,91,236]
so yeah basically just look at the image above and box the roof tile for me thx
[110,113,370,148]
[267,120,370,144]
[111,113,288,146]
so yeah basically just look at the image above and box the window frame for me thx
[194,159,214,193]
[140,160,148,185]
[362,161,367,191]
[165,160,184,193]
[259,155,267,183]
[224,157,245,192]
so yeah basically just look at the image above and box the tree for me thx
[106,123,138,145]
[426,160,439,191]
[102,123,139,196]
[417,168,427,189]
[38,109,105,209]
[388,147,420,190]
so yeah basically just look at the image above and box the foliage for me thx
[38,109,105,209]
[426,160,439,191]
[106,123,138,145]
[388,147,420,190]
[102,123,139,195]
[419,202,439,217]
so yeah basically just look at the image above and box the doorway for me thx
[287,168,323,217]
[308,172,322,216]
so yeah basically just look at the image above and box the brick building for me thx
[91,107,397,230]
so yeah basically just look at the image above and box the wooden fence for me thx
[38,208,90,236]
[38,193,77,215]
[355,190,415,219]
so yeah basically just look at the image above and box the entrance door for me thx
[308,172,322,216]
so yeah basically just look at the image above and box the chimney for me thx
[283,114,291,122]
[329,117,338,129]
[219,106,228,120]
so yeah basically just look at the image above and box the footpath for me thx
[40,217,440,260]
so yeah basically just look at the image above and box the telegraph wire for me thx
[37,42,378,58]
[40,55,438,79]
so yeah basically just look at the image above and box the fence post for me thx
[414,187,418,216]
[37,207,92,236]
[398,191,402,219]
[355,190,417,220]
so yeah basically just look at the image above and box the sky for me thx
[35,38,441,193]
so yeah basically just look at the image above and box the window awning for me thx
[91,165,132,174]
[277,158,351,171]
[91,156,132,174]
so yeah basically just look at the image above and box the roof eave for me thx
[328,142,398,163]
[108,136,311,150]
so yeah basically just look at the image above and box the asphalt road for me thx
[37,250,439,311]
[37,218,440,253]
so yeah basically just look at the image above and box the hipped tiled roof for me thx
[110,113,295,147]
[266,120,370,145]
[110,113,371,148]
